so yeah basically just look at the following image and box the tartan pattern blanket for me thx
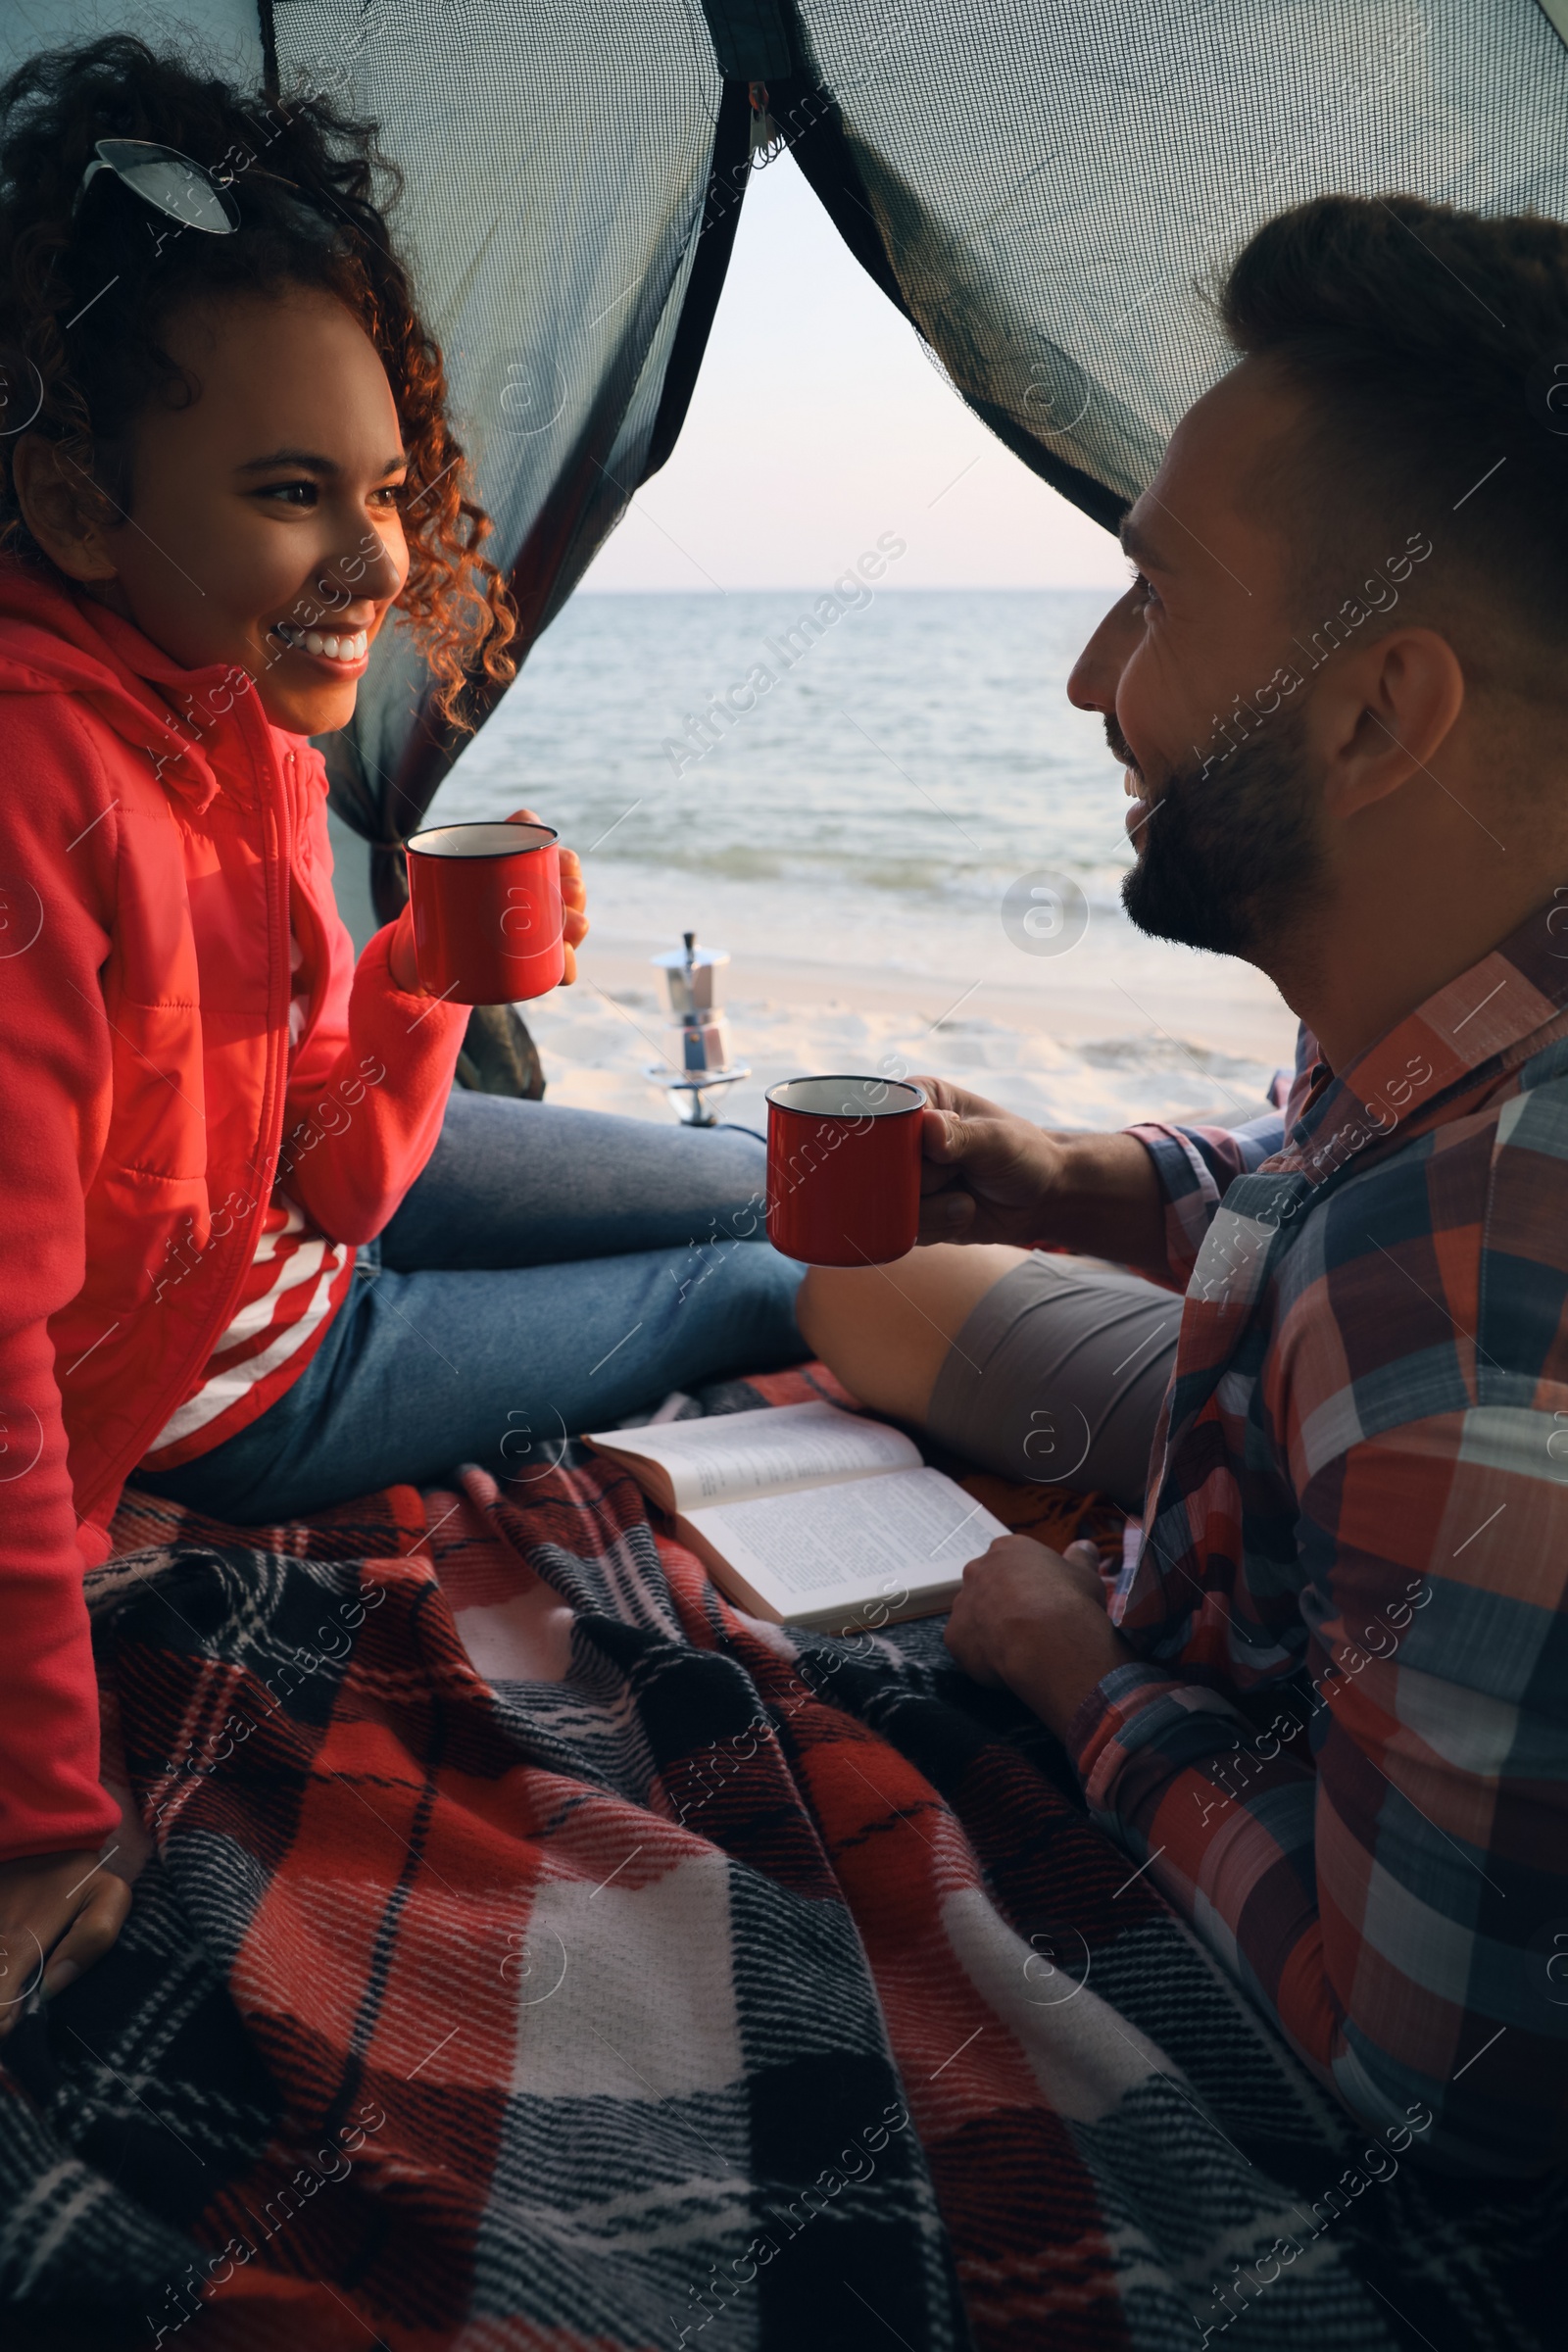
[1,1367,1560,2351]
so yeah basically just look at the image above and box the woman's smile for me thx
[268,616,372,673]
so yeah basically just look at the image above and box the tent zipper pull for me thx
[748,81,781,161]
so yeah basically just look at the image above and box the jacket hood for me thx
[0,554,298,813]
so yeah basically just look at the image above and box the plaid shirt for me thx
[1065,895,1568,2176]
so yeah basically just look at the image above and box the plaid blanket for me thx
[1,1367,1560,2351]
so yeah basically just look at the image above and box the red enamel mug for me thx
[765,1076,927,1266]
[405,819,564,1004]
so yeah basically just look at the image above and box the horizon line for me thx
[573,580,1120,596]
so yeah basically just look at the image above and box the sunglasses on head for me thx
[77,138,242,235]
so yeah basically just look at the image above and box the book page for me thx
[686,1467,1006,1613]
[585,1400,920,1512]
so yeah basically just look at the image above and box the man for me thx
[799,193,1568,2178]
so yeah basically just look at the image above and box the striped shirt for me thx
[140,901,356,1469]
[1066,892,1568,2176]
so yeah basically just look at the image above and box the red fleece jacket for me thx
[0,561,468,1861]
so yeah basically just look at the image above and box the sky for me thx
[581,149,1132,597]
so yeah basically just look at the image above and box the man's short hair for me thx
[1216,195,1568,705]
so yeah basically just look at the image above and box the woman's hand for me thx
[0,1847,130,2037]
[385,807,590,993]
[944,1533,1135,1739]
[509,805,588,985]
[387,900,422,993]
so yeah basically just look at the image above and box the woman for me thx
[0,38,803,2017]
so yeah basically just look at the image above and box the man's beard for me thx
[1120,703,1328,960]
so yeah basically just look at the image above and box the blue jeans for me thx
[133,1092,807,1522]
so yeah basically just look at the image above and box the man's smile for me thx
[1120,757,1157,844]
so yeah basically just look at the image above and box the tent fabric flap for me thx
[787,0,1568,524]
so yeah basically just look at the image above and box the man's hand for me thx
[0,1848,130,2037]
[944,1533,1136,1740]
[910,1075,1170,1272]
[912,1077,1069,1246]
[386,807,590,994]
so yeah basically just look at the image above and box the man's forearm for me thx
[1003,1608,1139,1740]
[1039,1131,1171,1276]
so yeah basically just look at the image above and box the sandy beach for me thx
[524,930,1299,1136]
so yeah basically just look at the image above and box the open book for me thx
[583,1399,1007,1633]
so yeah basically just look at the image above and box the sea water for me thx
[427,587,1137,978]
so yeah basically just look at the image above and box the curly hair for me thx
[0,33,515,728]
[1215,193,1568,707]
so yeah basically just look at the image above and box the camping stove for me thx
[646,932,750,1125]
